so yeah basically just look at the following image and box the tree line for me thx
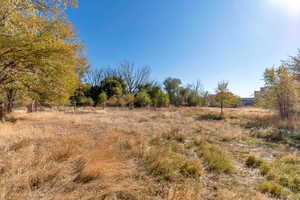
[71,61,241,112]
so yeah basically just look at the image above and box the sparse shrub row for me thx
[146,128,234,183]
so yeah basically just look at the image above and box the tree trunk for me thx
[0,101,6,122]
[5,88,16,113]
[26,104,33,113]
[34,101,38,112]
[220,100,224,116]
[27,100,36,113]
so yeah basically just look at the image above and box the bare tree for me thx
[104,67,119,79]
[85,68,105,87]
[188,80,204,95]
[118,60,150,94]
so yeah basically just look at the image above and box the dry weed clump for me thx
[144,147,202,181]
[216,189,238,200]
[165,183,202,200]
[74,145,135,184]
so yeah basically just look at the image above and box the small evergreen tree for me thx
[135,91,151,107]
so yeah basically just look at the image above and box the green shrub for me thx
[134,91,151,107]
[280,177,300,193]
[154,91,170,107]
[197,143,233,174]
[187,92,201,106]
[259,181,286,198]
[100,77,126,98]
[260,164,271,176]
[124,94,135,108]
[98,92,107,106]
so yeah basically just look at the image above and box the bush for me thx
[197,142,233,174]
[106,96,119,106]
[116,94,135,108]
[187,92,200,106]
[98,92,107,106]
[245,156,264,168]
[154,92,169,107]
[78,97,94,106]
[123,94,135,108]
[100,77,126,98]
[135,91,151,107]
[245,156,272,176]
[259,181,286,198]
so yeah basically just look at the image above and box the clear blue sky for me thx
[67,0,300,97]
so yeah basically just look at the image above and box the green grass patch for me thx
[259,181,287,198]
[250,154,300,196]
[197,142,234,174]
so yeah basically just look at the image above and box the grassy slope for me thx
[0,107,299,200]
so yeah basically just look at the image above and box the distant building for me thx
[254,87,268,99]
[241,98,256,106]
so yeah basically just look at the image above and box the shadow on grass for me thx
[4,116,27,123]
[196,113,224,121]
[244,117,300,149]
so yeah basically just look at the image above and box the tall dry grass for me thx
[0,107,277,199]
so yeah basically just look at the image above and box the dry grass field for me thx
[0,107,300,200]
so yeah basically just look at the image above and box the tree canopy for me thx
[0,0,87,118]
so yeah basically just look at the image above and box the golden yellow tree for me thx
[259,66,300,120]
[0,0,86,118]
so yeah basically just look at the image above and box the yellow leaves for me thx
[0,0,87,106]
[216,92,241,108]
